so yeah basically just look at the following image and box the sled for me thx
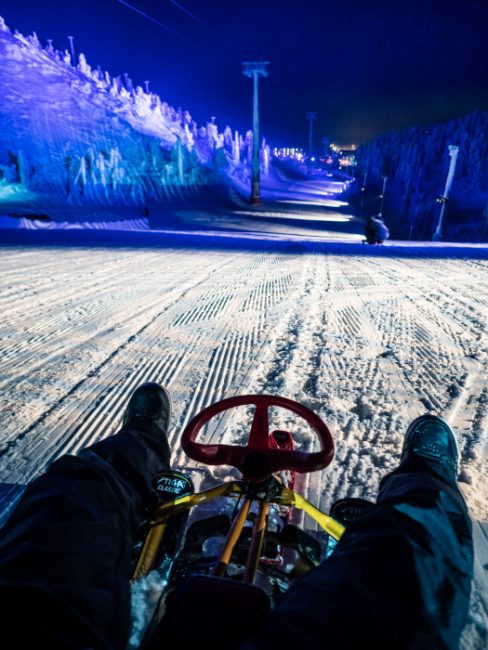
[131,395,364,648]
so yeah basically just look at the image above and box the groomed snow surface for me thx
[1,235,487,646]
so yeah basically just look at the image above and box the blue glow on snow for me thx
[0,183,36,202]
[136,227,364,243]
[232,210,353,223]
[276,199,349,208]
[0,17,252,221]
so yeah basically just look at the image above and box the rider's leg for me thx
[0,383,171,650]
[244,415,473,650]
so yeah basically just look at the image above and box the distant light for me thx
[311,157,315,162]
[272,146,305,162]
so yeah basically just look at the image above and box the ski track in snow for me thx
[0,245,487,646]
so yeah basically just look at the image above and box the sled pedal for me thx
[278,524,323,566]
[146,575,270,649]
[184,514,231,553]
[325,497,375,558]
[329,497,374,525]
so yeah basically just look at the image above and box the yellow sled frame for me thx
[133,480,345,582]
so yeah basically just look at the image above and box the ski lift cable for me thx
[112,2,302,140]
[168,0,295,97]
[168,0,221,38]
[117,0,296,104]
[113,0,194,45]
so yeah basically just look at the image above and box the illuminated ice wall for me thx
[0,17,252,222]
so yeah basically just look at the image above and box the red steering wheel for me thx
[181,395,334,482]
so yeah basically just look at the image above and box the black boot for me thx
[399,413,459,485]
[122,382,171,438]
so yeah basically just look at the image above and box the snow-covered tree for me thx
[77,53,91,76]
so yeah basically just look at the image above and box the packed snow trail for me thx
[0,245,486,517]
[0,243,487,646]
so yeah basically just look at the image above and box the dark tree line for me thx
[352,110,488,242]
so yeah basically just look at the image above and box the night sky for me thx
[1,1,488,147]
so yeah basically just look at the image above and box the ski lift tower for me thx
[306,112,318,160]
[242,60,269,204]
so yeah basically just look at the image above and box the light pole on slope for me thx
[306,111,318,168]
[378,175,388,219]
[67,36,75,63]
[242,61,269,204]
[433,145,459,241]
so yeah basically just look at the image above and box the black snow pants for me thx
[0,424,170,650]
[244,467,474,650]
[0,430,474,650]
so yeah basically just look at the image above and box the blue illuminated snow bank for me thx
[0,16,254,224]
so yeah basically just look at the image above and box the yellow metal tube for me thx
[132,522,167,580]
[276,489,346,540]
[132,480,345,587]
[243,501,269,584]
[150,481,243,526]
[212,498,251,577]
[133,482,243,581]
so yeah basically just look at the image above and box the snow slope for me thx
[0,236,487,646]
[0,16,249,221]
